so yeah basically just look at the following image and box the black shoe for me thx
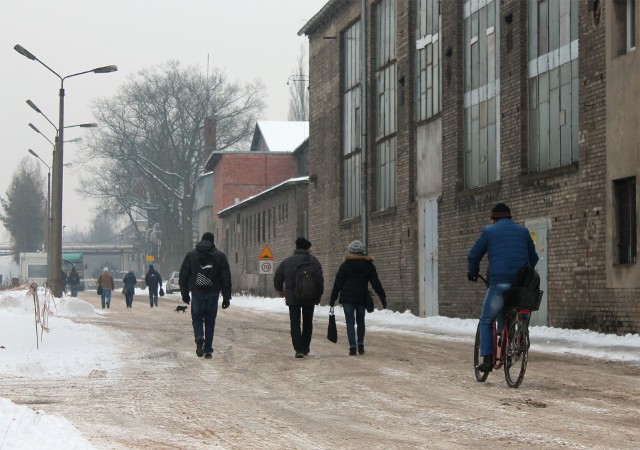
[303,348,310,355]
[204,352,212,359]
[107,305,110,309]
[358,345,365,355]
[476,355,493,372]
[196,338,205,357]
[295,352,304,358]
[349,347,357,356]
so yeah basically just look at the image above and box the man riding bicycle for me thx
[467,203,539,373]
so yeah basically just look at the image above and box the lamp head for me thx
[94,65,118,74]
[14,44,36,61]
[79,123,98,128]
[26,99,42,113]
[28,123,42,134]
[28,149,38,157]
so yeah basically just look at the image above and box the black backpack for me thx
[195,251,218,288]
[294,256,322,304]
[513,263,540,291]
[504,263,543,311]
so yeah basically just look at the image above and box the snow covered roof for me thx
[251,121,309,152]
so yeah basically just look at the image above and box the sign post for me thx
[258,245,274,297]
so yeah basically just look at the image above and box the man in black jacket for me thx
[144,265,163,308]
[179,232,232,359]
[274,237,324,358]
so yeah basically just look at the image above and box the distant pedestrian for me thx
[330,240,387,356]
[274,237,324,358]
[122,269,137,308]
[68,267,80,297]
[97,267,115,309]
[144,265,162,307]
[179,232,232,359]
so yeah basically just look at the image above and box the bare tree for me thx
[0,158,46,262]
[79,61,266,269]
[288,46,309,121]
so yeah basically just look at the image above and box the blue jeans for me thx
[479,283,511,356]
[342,303,366,348]
[101,289,112,308]
[191,291,219,354]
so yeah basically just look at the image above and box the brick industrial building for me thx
[205,122,310,295]
[298,0,639,333]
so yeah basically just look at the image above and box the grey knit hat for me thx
[348,240,366,254]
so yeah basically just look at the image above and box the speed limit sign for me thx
[259,260,273,275]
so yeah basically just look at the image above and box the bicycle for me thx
[472,275,536,388]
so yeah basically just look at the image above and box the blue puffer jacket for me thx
[467,218,539,285]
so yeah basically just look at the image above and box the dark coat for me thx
[123,272,137,293]
[179,240,232,301]
[330,254,386,306]
[273,249,324,306]
[144,268,162,292]
[68,269,80,287]
[467,218,539,285]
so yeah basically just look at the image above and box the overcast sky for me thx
[0,0,326,241]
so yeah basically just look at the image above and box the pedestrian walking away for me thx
[467,203,539,373]
[68,266,80,297]
[97,267,115,309]
[179,232,232,359]
[274,237,324,359]
[330,240,387,356]
[122,269,137,308]
[144,264,162,307]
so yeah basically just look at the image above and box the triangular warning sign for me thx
[258,245,274,260]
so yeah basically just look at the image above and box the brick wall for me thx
[437,0,639,333]
[213,153,299,214]
[307,0,419,313]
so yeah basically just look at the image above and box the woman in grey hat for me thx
[329,240,387,355]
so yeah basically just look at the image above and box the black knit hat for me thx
[491,203,512,220]
[202,232,215,243]
[295,237,312,250]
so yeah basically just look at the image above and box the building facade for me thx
[301,0,639,333]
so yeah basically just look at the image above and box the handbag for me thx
[97,286,102,295]
[122,286,128,295]
[327,306,338,343]
[159,287,165,297]
[365,290,375,313]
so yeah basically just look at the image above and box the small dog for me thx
[175,305,188,313]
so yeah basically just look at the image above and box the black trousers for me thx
[288,304,315,352]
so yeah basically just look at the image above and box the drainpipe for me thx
[361,0,369,251]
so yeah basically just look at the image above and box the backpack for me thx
[195,251,218,288]
[513,263,540,292]
[294,256,322,304]
[504,263,543,311]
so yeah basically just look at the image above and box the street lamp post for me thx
[27,149,51,253]
[27,100,97,288]
[15,44,117,297]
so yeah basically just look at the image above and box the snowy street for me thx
[1,288,640,449]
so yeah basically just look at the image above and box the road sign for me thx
[259,260,274,275]
[146,255,155,262]
[258,245,274,260]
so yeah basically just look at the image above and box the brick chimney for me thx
[203,116,217,167]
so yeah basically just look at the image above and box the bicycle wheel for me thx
[504,318,529,388]
[474,323,489,382]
